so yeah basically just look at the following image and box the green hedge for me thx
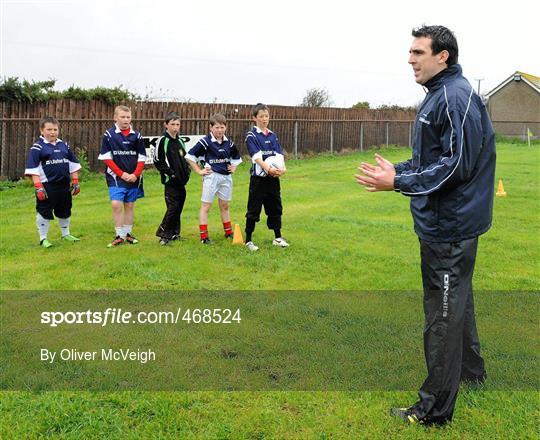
[0,77,138,104]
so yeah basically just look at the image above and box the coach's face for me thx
[408,37,448,85]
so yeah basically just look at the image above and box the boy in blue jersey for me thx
[244,103,289,251]
[185,113,242,244]
[98,105,146,247]
[25,116,81,248]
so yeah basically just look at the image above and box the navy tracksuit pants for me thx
[414,237,486,424]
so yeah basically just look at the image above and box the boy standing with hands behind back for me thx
[98,105,146,247]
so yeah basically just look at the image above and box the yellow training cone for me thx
[496,179,507,197]
[232,224,244,244]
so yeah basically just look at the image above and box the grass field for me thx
[0,143,538,439]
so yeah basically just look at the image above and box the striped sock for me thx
[199,224,209,240]
[223,221,232,236]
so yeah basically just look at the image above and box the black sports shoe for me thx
[107,236,125,248]
[224,233,234,240]
[125,233,139,244]
[201,237,213,245]
[390,407,422,425]
[159,238,170,246]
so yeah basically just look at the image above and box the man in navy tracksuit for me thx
[356,25,495,425]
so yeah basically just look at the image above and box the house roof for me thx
[486,71,540,97]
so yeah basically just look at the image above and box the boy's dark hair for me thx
[39,116,59,129]
[251,103,269,118]
[412,25,458,66]
[164,112,180,124]
[209,113,227,126]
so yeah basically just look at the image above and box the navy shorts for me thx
[36,182,72,220]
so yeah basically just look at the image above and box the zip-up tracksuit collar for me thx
[424,64,463,92]
[164,130,179,140]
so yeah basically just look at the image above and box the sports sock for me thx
[245,219,256,242]
[274,229,281,239]
[58,217,71,237]
[200,224,209,240]
[36,213,50,241]
[223,221,232,236]
[115,226,124,238]
[123,224,133,237]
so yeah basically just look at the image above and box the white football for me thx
[264,154,285,170]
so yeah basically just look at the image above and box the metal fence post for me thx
[360,122,364,152]
[330,122,334,154]
[294,121,298,159]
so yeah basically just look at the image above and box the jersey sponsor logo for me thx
[208,158,230,164]
[45,158,69,165]
[112,150,137,155]
[261,150,275,156]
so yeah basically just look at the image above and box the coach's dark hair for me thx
[39,116,60,129]
[251,103,269,118]
[412,25,458,66]
[164,112,180,124]
[209,113,227,126]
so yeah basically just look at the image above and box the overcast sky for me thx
[2,0,539,108]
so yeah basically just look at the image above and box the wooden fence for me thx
[0,100,415,179]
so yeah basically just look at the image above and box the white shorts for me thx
[201,173,233,203]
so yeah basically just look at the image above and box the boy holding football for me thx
[25,116,81,248]
[98,105,146,247]
[244,103,289,251]
[186,113,242,244]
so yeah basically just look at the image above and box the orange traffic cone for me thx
[232,224,244,244]
[496,179,507,197]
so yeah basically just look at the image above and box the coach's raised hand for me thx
[355,153,395,192]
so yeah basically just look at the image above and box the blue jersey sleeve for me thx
[245,132,261,160]
[65,143,82,173]
[187,140,207,160]
[136,132,147,162]
[25,144,42,172]
[98,131,112,160]
[230,142,241,160]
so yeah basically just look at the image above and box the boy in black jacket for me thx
[154,112,191,245]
